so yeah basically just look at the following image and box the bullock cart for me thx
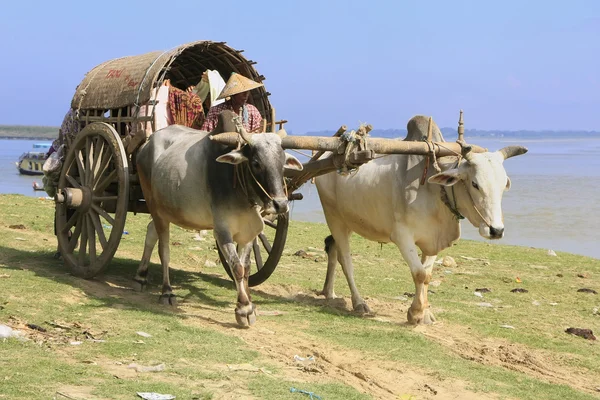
[53,40,484,287]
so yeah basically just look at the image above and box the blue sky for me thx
[1,0,598,133]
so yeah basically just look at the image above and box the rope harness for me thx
[230,116,288,211]
[421,142,492,228]
[440,184,465,220]
[333,123,372,175]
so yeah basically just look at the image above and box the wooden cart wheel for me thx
[219,212,289,287]
[55,122,129,278]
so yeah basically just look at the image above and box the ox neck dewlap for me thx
[234,162,278,208]
[440,186,464,220]
[438,158,493,228]
[439,157,464,221]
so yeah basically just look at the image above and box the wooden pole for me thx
[309,125,347,161]
[270,107,276,133]
[457,110,464,143]
[210,132,486,156]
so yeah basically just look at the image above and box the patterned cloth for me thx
[168,86,204,129]
[44,109,80,197]
[201,102,262,133]
[50,109,80,155]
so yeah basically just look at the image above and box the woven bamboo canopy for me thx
[71,41,272,121]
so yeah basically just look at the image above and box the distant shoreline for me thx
[0,136,55,141]
[0,125,58,141]
[2,124,600,142]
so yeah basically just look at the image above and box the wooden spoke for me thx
[264,219,277,229]
[94,169,117,194]
[253,238,263,271]
[86,214,96,266]
[66,175,81,189]
[67,217,84,253]
[75,149,85,181]
[93,144,113,188]
[91,203,115,226]
[258,232,272,254]
[90,137,105,178]
[89,210,108,251]
[61,210,79,233]
[78,216,88,267]
[85,136,93,186]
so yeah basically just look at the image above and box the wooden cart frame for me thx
[54,41,484,285]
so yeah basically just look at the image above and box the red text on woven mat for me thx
[105,69,139,87]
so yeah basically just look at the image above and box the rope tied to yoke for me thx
[230,116,279,211]
[420,117,442,185]
[435,140,494,227]
[333,123,372,175]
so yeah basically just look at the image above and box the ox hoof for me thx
[315,289,337,299]
[235,305,257,328]
[407,308,436,325]
[235,310,257,328]
[353,302,372,315]
[132,279,148,292]
[159,294,178,306]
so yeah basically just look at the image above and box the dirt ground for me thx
[42,270,599,400]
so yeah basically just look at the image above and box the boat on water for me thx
[15,143,51,175]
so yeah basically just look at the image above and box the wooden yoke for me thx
[210,132,486,156]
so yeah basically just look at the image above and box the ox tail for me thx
[322,235,338,296]
[324,235,335,254]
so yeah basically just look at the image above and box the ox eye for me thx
[251,160,261,170]
[471,181,480,190]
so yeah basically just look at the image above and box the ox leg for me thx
[133,220,158,292]
[240,243,254,310]
[317,235,338,299]
[392,231,436,324]
[154,220,176,306]
[329,227,370,314]
[216,232,256,327]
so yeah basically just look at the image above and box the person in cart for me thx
[192,69,226,112]
[201,73,264,133]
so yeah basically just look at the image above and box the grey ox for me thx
[133,111,303,327]
[315,115,527,324]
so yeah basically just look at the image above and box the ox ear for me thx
[428,169,463,186]
[216,149,248,165]
[284,153,303,171]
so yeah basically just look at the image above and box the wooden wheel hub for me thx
[56,187,93,212]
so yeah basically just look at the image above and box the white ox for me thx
[315,115,527,324]
[133,111,303,327]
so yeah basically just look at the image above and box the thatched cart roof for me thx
[71,41,272,121]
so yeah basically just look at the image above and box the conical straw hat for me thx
[216,73,263,100]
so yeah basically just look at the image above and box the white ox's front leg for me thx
[215,229,257,328]
[391,229,436,324]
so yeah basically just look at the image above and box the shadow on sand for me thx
[0,245,387,327]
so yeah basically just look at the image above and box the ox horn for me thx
[234,118,254,145]
[457,139,474,161]
[498,145,528,160]
[276,128,288,139]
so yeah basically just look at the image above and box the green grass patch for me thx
[1,194,599,399]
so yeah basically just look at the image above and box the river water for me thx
[1,137,599,259]
[288,136,600,260]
